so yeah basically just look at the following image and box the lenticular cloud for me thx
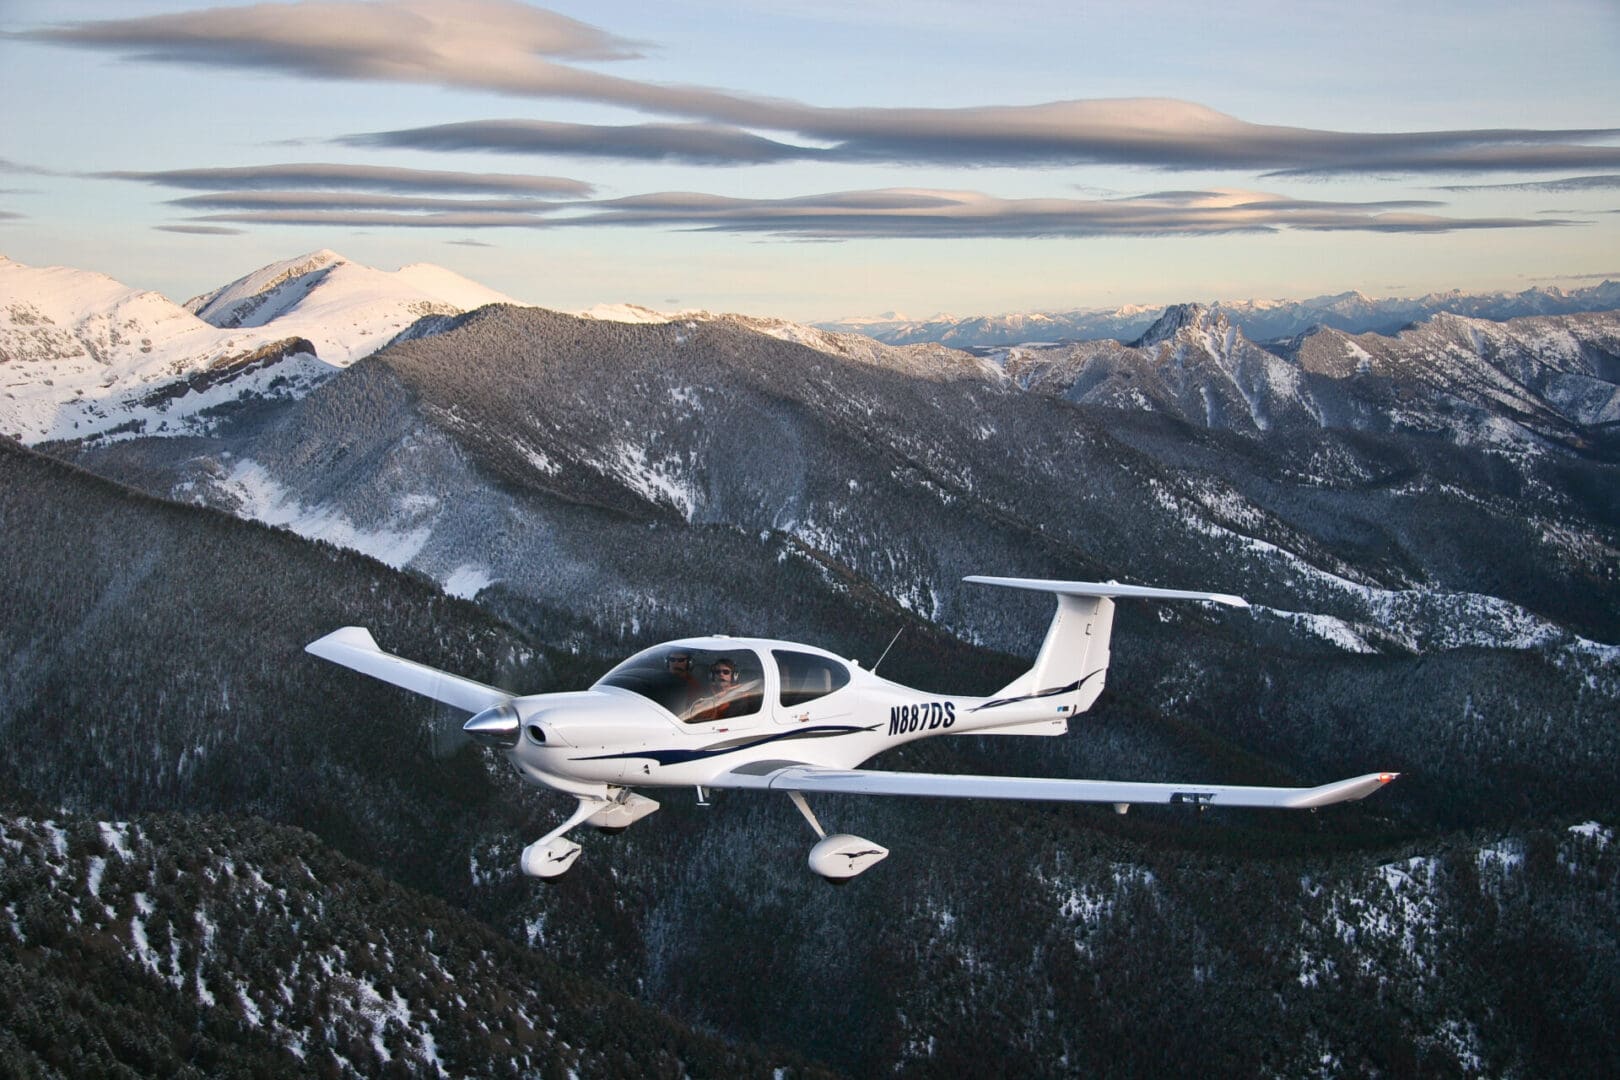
[24,4,1620,175]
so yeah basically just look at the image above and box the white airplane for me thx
[308,577,1397,882]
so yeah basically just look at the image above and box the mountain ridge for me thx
[12,251,1620,457]
[822,280,1620,347]
[998,304,1620,454]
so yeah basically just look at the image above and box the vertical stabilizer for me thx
[1019,592,1115,706]
[965,576,1246,710]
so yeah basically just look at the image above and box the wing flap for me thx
[306,626,509,714]
[712,763,1397,809]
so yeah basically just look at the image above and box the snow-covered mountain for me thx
[821,306,1163,348]
[0,253,322,444]
[1216,282,1620,341]
[14,280,1620,1075]
[0,250,522,443]
[997,302,1620,454]
[185,248,518,364]
[824,282,1620,348]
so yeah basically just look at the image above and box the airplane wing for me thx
[711,761,1397,810]
[306,626,510,714]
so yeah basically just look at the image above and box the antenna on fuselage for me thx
[871,626,904,674]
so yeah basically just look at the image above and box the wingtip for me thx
[306,626,379,656]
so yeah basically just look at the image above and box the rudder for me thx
[966,575,1247,715]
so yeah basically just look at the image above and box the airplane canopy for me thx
[596,644,765,724]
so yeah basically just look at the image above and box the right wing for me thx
[306,626,509,714]
[712,761,1398,810]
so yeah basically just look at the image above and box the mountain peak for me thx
[185,250,350,327]
[1131,302,1219,347]
[182,251,517,356]
[0,250,521,442]
[1306,289,1372,307]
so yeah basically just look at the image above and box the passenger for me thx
[690,658,739,722]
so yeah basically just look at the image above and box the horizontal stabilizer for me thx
[306,626,509,714]
[965,576,1248,608]
[714,763,1398,810]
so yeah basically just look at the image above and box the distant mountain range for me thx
[999,301,1620,454]
[821,281,1620,348]
[4,249,1619,1075]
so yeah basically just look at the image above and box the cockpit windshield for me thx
[596,645,764,723]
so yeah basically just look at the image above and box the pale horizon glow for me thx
[2,0,1618,322]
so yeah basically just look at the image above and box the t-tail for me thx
[956,576,1248,737]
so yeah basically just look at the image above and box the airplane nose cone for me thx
[463,703,520,749]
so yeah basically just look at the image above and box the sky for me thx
[2,0,1619,322]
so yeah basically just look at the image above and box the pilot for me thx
[666,650,699,716]
[690,658,738,722]
[666,649,696,683]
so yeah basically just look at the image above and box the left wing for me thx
[306,626,509,714]
[712,762,1397,810]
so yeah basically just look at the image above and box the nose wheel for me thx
[520,790,660,879]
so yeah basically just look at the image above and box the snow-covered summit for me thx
[185,249,520,365]
[1,254,267,442]
[571,302,688,324]
[186,249,345,327]
[394,261,516,313]
[2,254,209,367]
[1131,302,1221,348]
[1,251,523,443]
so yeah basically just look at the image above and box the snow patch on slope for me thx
[572,302,690,324]
[601,441,696,519]
[444,565,494,600]
[1150,477,1620,659]
[205,459,433,568]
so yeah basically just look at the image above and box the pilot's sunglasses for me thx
[713,669,735,679]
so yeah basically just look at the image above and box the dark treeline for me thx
[0,809,828,1078]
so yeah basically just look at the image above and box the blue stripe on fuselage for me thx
[571,723,878,766]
